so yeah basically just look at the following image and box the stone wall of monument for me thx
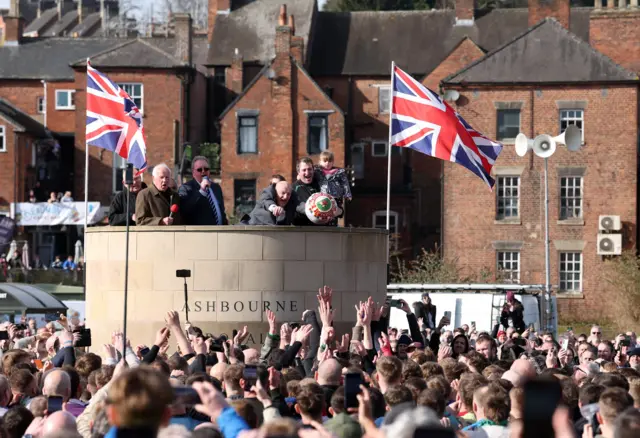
[85,226,388,348]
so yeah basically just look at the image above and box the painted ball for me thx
[305,193,338,224]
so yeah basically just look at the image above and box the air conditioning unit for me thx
[597,233,622,255]
[599,215,622,231]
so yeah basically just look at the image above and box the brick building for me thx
[0,0,639,318]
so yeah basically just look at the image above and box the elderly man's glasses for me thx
[196,167,210,173]
[592,331,601,335]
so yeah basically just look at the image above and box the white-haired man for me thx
[135,163,182,226]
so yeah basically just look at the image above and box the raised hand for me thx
[294,324,314,343]
[379,332,390,350]
[352,340,366,357]
[193,337,207,355]
[266,310,277,335]
[234,326,249,346]
[102,343,116,360]
[438,345,453,361]
[317,285,333,305]
[318,298,335,327]
[154,327,170,347]
[268,366,281,390]
[165,311,180,329]
[337,333,350,353]
[280,323,292,345]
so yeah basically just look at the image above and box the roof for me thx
[206,0,316,65]
[0,98,50,137]
[45,10,79,37]
[308,7,592,76]
[443,18,638,85]
[72,38,186,69]
[23,7,58,36]
[0,283,68,313]
[0,37,124,80]
[69,12,102,37]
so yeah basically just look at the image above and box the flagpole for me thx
[385,61,395,264]
[83,58,90,297]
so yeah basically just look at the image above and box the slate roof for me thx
[69,12,102,37]
[206,0,316,66]
[0,98,50,138]
[443,18,638,85]
[308,7,591,76]
[72,38,186,69]
[23,7,59,36]
[45,10,79,37]
[0,38,123,80]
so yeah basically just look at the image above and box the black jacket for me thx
[500,298,526,333]
[108,184,146,226]
[178,178,228,225]
[248,186,305,226]
[292,178,320,226]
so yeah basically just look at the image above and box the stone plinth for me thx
[85,226,388,348]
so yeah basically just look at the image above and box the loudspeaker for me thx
[553,125,582,152]
[515,133,532,157]
[532,134,556,158]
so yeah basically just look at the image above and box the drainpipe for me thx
[41,80,47,128]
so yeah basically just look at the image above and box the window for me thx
[559,252,582,292]
[560,109,584,142]
[372,141,388,157]
[497,251,520,284]
[308,115,328,154]
[55,90,75,110]
[351,144,365,179]
[37,97,45,114]
[379,86,391,114]
[496,176,519,219]
[238,116,257,154]
[373,210,399,248]
[560,176,583,219]
[496,109,520,141]
[118,83,143,111]
[0,125,5,152]
[234,179,256,217]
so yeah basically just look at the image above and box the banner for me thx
[13,202,105,226]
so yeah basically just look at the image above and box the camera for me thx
[176,270,191,278]
[73,327,92,348]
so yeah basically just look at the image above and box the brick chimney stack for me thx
[4,0,24,46]
[289,15,305,64]
[455,0,474,25]
[208,0,231,46]
[227,48,243,95]
[275,5,292,57]
[529,0,570,29]
[174,13,193,65]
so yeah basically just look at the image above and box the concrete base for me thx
[85,226,388,348]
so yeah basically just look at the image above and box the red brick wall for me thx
[443,85,638,320]
[73,69,184,204]
[528,0,570,28]
[590,12,640,73]
[46,81,77,133]
[423,38,484,92]
[0,80,42,119]
[219,60,345,218]
[0,118,34,206]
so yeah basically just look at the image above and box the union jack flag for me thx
[390,65,502,188]
[86,61,147,173]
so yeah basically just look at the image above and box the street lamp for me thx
[515,125,582,332]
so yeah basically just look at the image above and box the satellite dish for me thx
[443,89,460,103]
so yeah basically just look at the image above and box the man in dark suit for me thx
[108,168,146,226]
[178,156,228,225]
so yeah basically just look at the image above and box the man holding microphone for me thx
[179,156,228,225]
[135,163,181,226]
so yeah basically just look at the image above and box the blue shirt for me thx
[62,260,76,270]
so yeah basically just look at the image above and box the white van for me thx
[387,284,557,336]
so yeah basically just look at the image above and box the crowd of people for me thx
[0,287,633,437]
[108,154,351,227]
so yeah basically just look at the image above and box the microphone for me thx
[203,176,211,189]
[170,204,179,219]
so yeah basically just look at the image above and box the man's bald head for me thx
[275,182,292,206]
[317,359,342,386]
[243,348,260,365]
[42,411,79,437]
[510,358,536,379]
[43,370,71,401]
[210,363,227,382]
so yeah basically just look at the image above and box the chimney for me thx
[174,13,193,65]
[275,5,291,57]
[78,0,84,23]
[4,0,24,46]
[57,0,63,20]
[455,0,474,25]
[289,15,304,64]
[528,0,570,29]
[227,48,243,95]
[208,0,231,46]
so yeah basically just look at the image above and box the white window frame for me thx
[559,251,582,292]
[378,86,391,114]
[497,251,520,284]
[37,96,45,114]
[560,109,584,143]
[496,109,521,141]
[55,90,75,110]
[0,125,5,152]
[118,82,144,112]
[372,140,388,157]
[496,176,520,220]
[373,210,399,249]
[559,176,583,220]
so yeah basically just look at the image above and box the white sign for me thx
[13,202,105,226]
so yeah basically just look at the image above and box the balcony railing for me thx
[0,269,83,287]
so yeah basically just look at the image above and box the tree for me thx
[151,0,209,32]
[604,251,640,331]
